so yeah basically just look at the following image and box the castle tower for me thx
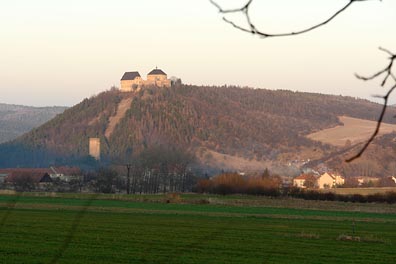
[89,138,100,160]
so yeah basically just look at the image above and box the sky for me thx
[0,0,395,107]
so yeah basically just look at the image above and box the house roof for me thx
[3,170,52,183]
[0,167,81,183]
[294,174,316,180]
[320,172,344,180]
[121,71,141,80]
[148,68,167,76]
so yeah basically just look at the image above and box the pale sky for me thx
[0,0,395,106]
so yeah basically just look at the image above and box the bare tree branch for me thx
[210,0,377,38]
[212,1,395,162]
[346,48,396,162]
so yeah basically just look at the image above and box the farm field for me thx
[1,193,396,263]
[307,116,396,146]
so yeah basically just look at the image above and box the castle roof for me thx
[121,71,141,80]
[148,68,167,76]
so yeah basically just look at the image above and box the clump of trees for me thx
[12,175,36,192]
[119,146,197,194]
[195,170,282,196]
[89,146,198,194]
[94,167,121,193]
[194,170,396,204]
[1,145,199,194]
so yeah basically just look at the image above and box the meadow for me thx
[1,193,396,263]
[307,116,396,146]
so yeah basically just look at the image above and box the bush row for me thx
[195,173,396,203]
[288,188,396,204]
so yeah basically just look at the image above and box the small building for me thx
[352,176,380,186]
[49,166,82,182]
[293,174,317,188]
[146,68,171,87]
[0,167,84,191]
[317,172,345,189]
[120,71,143,92]
[317,173,334,189]
[5,168,52,191]
[5,171,52,184]
[293,172,345,189]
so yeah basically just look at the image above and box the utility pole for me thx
[126,164,131,195]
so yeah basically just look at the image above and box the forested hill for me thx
[0,103,67,144]
[0,85,394,169]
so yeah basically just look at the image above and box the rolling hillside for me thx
[0,85,395,176]
[0,103,67,144]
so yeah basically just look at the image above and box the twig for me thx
[210,0,376,38]
[346,48,396,162]
[211,1,394,162]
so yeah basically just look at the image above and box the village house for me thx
[317,172,345,189]
[1,169,53,190]
[0,166,82,189]
[293,172,345,189]
[293,174,317,188]
[120,67,171,92]
[351,176,380,187]
[49,166,82,182]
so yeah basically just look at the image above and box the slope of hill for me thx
[0,85,395,175]
[0,103,67,144]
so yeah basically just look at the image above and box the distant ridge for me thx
[0,103,67,144]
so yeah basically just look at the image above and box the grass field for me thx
[1,193,396,263]
[307,116,396,146]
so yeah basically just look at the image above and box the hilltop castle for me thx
[120,68,171,92]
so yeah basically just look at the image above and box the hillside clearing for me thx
[307,116,396,146]
[105,97,133,139]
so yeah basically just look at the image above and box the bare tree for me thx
[210,0,376,38]
[95,167,119,193]
[347,48,396,161]
[211,0,395,162]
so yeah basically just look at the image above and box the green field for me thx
[1,193,396,263]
